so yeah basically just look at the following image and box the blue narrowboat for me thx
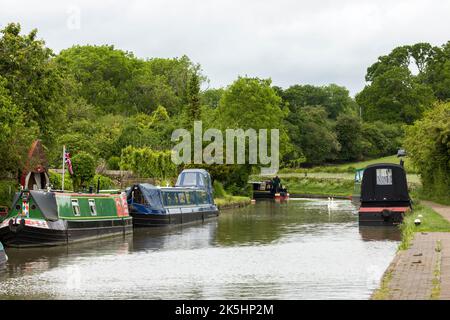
[127,169,219,227]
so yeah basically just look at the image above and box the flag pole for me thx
[62,145,66,191]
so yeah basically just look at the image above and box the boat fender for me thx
[8,218,25,233]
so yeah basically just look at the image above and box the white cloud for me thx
[1,0,449,95]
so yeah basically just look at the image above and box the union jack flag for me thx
[65,151,74,175]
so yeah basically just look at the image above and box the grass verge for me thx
[371,270,393,300]
[399,203,450,250]
[215,195,251,209]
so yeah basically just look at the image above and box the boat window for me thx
[163,192,179,206]
[178,192,187,205]
[197,191,209,204]
[182,173,197,186]
[88,199,97,216]
[376,169,393,185]
[71,199,81,216]
[185,192,196,205]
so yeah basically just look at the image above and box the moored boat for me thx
[250,180,289,200]
[358,163,412,226]
[0,241,7,265]
[127,169,219,227]
[0,190,132,247]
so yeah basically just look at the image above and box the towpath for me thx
[374,201,450,300]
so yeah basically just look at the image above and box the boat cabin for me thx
[358,163,411,226]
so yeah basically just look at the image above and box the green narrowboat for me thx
[0,189,132,247]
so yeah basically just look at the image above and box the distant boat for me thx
[249,181,289,200]
[0,241,7,265]
[127,169,219,227]
[358,164,412,226]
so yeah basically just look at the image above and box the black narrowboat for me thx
[358,163,412,226]
[250,180,289,200]
[127,169,219,227]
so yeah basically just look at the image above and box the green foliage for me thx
[0,180,18,207]
[48,171,73,190]
[0,76,37,176]
[120,146,177,179]
[187,72,201,121]
[213,180,227,198]
[70,152,96,191]
[335,114,363,161]
[286,106,340,164]
[404,102,450,199]
[282,83,356,119]
[107,156,121,170]
[0,23,67,138]
[89,174,116,190]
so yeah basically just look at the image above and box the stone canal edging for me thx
[373,201,450,300]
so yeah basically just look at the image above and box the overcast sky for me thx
[1,0,450,95]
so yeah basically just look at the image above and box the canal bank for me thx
[372,201,450,300]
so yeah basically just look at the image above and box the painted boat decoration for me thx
[358,163,412,226]
[250,180,289,200]
[127,169,219,227]
[0,241,7,265]
[0,190,132,247]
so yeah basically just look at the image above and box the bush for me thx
[49,171,73,190]
[71,152,96,191]
[107,156,120,170]
[213,180,227,198]
[89,174,116,190]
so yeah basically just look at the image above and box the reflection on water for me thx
[0,199,399,299]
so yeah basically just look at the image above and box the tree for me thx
[0,76,37,177]
[357,43,437,124]
[287,106,340,164]
[0,23,66,139]
[70,152,96,191]
[187,72,201,121]
[335,114,363,161]
[356,67,434,124]
[281,84,355,119]
[404,102,450,200]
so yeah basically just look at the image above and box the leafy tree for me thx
[404,102,450,199]
[0,76,37,177]
[0,23,66,139]
[70,152,96,191]
[201,88,225,108]
[335,114,362,161]
[357,43,438,124]
[287,106,340,164]
[424,41,450,101]
[187,72,201,121]
[281,84,355,119]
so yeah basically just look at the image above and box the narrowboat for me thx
[0,190,132,247]
[0,241,7,265]
[358,164,412,226]
[127,169,219,227]
[250,180,289,200]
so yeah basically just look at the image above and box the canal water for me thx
[0,199,400,299]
